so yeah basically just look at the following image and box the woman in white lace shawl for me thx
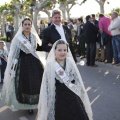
[38,40,93,120]
[0,41,8,83]
[1,18,45,114]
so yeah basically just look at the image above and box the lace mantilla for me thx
[38,40,93,120]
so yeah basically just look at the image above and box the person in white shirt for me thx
[42,9,77,62]
[5,22,12,42]
[108,12,120,65]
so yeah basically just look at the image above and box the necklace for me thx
[56,59,66,69]
[22,32,31,43]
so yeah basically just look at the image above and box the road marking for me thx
[0,106,9,113]
[86,86,91,92]
[91,94,101,105]
[104,70,109,76]
[116,75,119,79]
[19,117,28,120]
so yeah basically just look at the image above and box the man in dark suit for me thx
[10,23,14,38]
[91,14,98,27]
[42,10,77,62]
[83,15,99,67]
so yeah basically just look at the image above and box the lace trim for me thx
[47,62,55,120]
[17,34,37,54]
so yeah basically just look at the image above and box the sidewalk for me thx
[77,57,120,70]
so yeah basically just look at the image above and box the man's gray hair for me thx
[112,11,119,17]
[52,9,62,17]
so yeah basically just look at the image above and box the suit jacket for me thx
[48,22,52,26]
[5,25,13,34]
[42,24,77,62]
[83,21,98,44]
[93,20,99,27]
[77,23,84,37]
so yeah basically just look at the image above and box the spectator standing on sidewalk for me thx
[92,14,101,61]
[5,22,12,42]
[99,14,113,63]
[0,41,8,83]
[83,15,99,67]
[108,12,120,66]
[76,17,85,58]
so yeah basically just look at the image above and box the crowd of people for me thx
[38,11,120,67]
[4,11,120,67]
[0,9,120,120]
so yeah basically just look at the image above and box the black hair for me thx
[86,15,91,21]
[99,14,104,18]
[55,40,69,52]
[68,18,73,23]
[78,17,83,23]
[22,18,32,26]
[91,14,95,17]
[40,20,44,24]
[64,21,68,26]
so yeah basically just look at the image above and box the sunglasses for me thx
[24,23,31,26]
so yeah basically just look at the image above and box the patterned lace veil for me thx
[38,40,93,120]
[1,21,45,104]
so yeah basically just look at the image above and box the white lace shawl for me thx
[17,34,37,54]
[38,40,93,120]
[0,42,8,82]
[0,41,8,59]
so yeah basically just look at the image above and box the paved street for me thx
[77,61,120,120]
[0,42,120,120]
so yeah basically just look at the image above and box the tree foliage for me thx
[0,2,14,22]
[0,0,87,22]
[111,8,120,16]
[0,0,33,22]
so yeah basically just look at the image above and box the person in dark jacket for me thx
[42,10,77,62]
[99,14,113,63]
[91,14,99,27]
[5,23,12,42]
[77,17,85,58]
[83,15,99,67]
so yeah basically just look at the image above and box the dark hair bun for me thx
[22,18,32,26]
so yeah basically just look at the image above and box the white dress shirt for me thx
[54,24,67,42]
[108,17,120,36]
[6,25,11,32]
